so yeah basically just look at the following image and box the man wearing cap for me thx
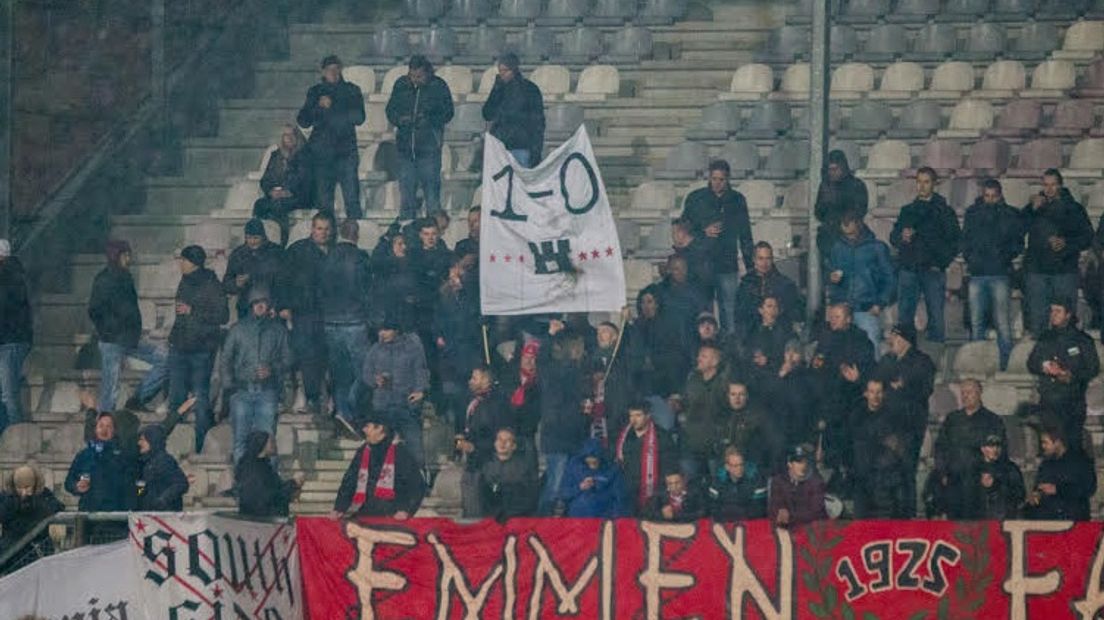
[220,287,291,464]
[223,219,284,320]
[297,54,365,218]
[876,323,935,461]
[1027,297,1099,450]
[360,319,430,470]
[331,411,425,519]
[88,240,168,413]
[164,245,229,452]
[767,444,827,528]
[962,433,1024,520]
[929,378,1007,518]
[482,52,545,167]
[0,238,32,433]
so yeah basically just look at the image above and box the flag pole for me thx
[482,323,491,366]
[602,306,630,382]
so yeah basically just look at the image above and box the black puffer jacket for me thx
[890,192,961,272]
[962,197,1024,277]
[0,256,32,346]
[1022,188,1093,275]
[482,74,545,162]
[386,74,455,160]
[88,264,141,348]
[296,78,365,158]
[169,268,228,353]
[136,425,189,511]
[319,242,373,324]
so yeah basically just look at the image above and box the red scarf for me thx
[349,438,397,512]
[617,421,658,509]
[510,368,537,408]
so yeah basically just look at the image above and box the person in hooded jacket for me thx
[1027,297,1099,451]
[814,150,868,265]
[88,239,168,413]
[135,424,189,511]
[481,52,544,167]
[297,55,365,218]
[223,219,285,319]
[890,167,961,344]
[164,245,229,452]
[0,238,32,433]
[252,124,312,245]
[709,446,767,521]
[65,411,135,512]
[826,210,896,354]
[561,438,627,518]
[370,226,419,328]
[236,431,301,518]
[386,55,455,220]
[630,285,691,398]
[961,434,1024,520]
[1022,169,1093,336]
[332,412,424,519]
[0,465,64,559]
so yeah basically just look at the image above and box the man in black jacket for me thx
[321,220,373,429]
[1027,297,1100,451]
[810,303,875,472]
[65,411,135,512]
[709,446,767,520]
[482,52,545,167]
[962,434,1024,520]
[386,55,455,220]
[297,55,366,218]
[1025,425,1096,521]
[733,242,803,342]
[135,424,189,511]
[332,411,424,519]
[875,324,935,448]
[457,366,508,517]
[1022,169,1093,335]
[481,427,539,520]
[851,379,913,517]
[647,471,706,522]
[928,378,1007,518]
[680,159,755,333]
[890,167,961,344]
[616,401,678,516]
[223,219,285,319]
[0,239,32,433]
[814,150,868,265]
[962,179,1024,370]
[164,245,229,452]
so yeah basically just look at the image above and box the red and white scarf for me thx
[617,420,658,509]
[349,438,398,512]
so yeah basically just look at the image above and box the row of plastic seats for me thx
[756,20,1104,63]
[789,0,1104,25]
[364,23,655,64]
[726,58,1101,101]
[346,63,619,103]
[401,0,686,25]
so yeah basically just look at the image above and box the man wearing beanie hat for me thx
[223,218,284,319]
[814,149,868,264]
[482,52,545,167]
[297,54,365,218]
[88,239,169,413]
[220,286,290,463]
[0,238,32,433]
[164,245,229,453]
[331,409,425,519]
[1027,296,1099,450]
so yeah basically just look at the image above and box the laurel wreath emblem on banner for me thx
[801,522,867,620]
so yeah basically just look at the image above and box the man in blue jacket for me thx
[827,210,896,356]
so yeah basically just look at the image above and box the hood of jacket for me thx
[139,424,168,456]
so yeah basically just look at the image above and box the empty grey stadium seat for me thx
[559,26,605,63]
[1090,0,1104,17]
[1078,57,1104,95]
[792,103,842,138]
[888,100,943,139]
[1069,139,1104,173]
[737,101,793,139]
[465,24,506,63]
[830,25,859,61]
[786,0,842,24]
[1043,100,1096,138]
[420,25,459,63]
[937,0,990,21]
[838,0,890,23]
[913,24,959,62]
[1035,0,1089,20]
[960,23,1006,61]
[639,0,688,23]
[991,0,1038,21]
[448,0,494,24]
[755,26,810,63]
[1009,22,1059,61]
[367,27,412,61]
[605,25,654,62]
[657,141,709,179]
[917,140,963,176]
[888,0,940,22]
[586,0,638,24]
[1006,138,1063,177]
[543,0,592,25]
[837,100,893,139]
[446,103,486,139]
[858,24,909,62]
[545,104,585,139]
[496,0,542,23]
[403,0,447,20]
[760,140,810,179]
[958,138,1011,178]
[979,59,1026,94]
[716,141,760,179]
[685,102,742,140]
[989,100,1042,138]
[512,24,555,62]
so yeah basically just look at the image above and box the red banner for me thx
[296,518,1104,619]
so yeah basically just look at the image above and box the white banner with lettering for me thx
[480,125,626,315]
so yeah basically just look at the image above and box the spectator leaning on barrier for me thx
[332,411,424,520]
[0,238,32,434]
[928,378,1006,519]
[297,55,365,218]
[962,434,1024,521]
[1025,425,1096,522]
[616,401,678,516]
[767,444,827,528]
[561,437,627,518]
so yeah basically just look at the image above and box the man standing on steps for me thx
[386,54,455,221]
[0,239,32,434]
[482,52,545,168]
[89,240,168,413]
[297,55,365,219]
[163,245,229,453]
[223,219,285,320]
[680,159,754,334]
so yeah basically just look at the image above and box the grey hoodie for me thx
[219,314,291,390]
[362,332,430,412]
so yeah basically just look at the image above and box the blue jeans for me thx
[537,452,569,515]
[323,323,369,420]
[396,153,442,220]
[969,276,1013,370]
[510,148,532,168]
[313,151,362,219]
[716,272,740,334]
[98,340,168,411]
[290,318,326,407]
[1025,272,1080,336]
[0,342,30,431]
[230,387,279,464]
[389,405,424,469]
[168,350,214,453]
[853,311,883,360]
[898,269,946,342]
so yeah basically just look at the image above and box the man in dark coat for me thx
[762,340,821,449]
[890,167,961,344]
[65,411,136,512]
[709,446,767,521]
[435,256,483,434]
[875,323,936,466]
[457,367,508,517]
[164,245,229,453]
[1027,297,1100,451]
[720,380,784,475]
[616,401,678,516]
[236,431,301,518]
[408,217,455,330]
[657,255,711,352]
[928,378,1007,518]
[0,465,64,565]
[536,324,589,515]
[851,380,913,518]
[679,343,731,482]
[733,242,803,342]
[647,471,706,522]
[135,424,189,511]
[768,445,828,527]
[386,55,455,220]
[481,427,539,520]
[671,217,715,297]
[1025,425,1096,521]
[810,303,876,472]
[223,219,285,319]
[332,412,424,519]
[681,159,754,333]
[814,150,868,264]
[586,320,635,441]
[320,220,373,428]
[0,238,32,433]
[297,55,365,218]
[1022,169,1093,335]
[742,296,794,377]
[482,52,545,167]
[962,179,1024,370]
[962,434,1024,520]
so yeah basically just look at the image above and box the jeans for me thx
[396,153,442,220]
[166,350,214,453]
[98,340,168,412]
[537,452,569,515]
[390,406,424,469]
[290,317,326,408]
[323,322,369,420]
[510,148,532,168]
[0,342,30,431]
[230,387,279,463]
[853,311,883,360]
[313,151,362,219]
[898,269,946,342]
[1025,272,1080,335]
[716,272,740,334]
[968,276,1013,370]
